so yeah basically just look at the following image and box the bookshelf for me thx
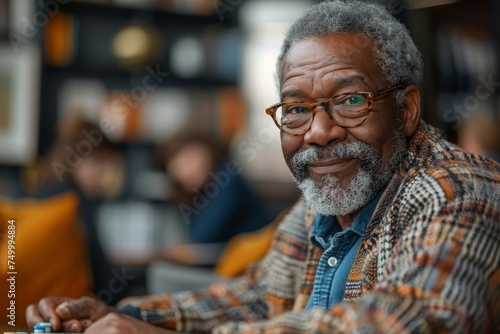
[34,0,248,265]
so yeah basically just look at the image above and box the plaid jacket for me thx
[119,122,500,333]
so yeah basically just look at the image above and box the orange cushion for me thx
[214,208,290,278]
[0,191,91,329]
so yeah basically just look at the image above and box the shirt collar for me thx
[310,189,384,248]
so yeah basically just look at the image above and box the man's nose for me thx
[303,107,347,146]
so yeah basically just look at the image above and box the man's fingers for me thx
[26,296,102,332]
[55,301,71,318]
[62,319,84,333]
[38,297,67,330]
[25,304,44,330]
[55,297,95,320]
[81,319,93,329]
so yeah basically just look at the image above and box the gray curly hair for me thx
[277,0,423,106]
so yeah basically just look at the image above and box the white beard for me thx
[291,135,406,216]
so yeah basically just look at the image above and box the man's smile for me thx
[308,157,358,176]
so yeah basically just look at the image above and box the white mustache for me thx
[290,142,374,178]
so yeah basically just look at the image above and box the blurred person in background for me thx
[36,114,124,199]
[29,114,126,304]
[154,130,271,264]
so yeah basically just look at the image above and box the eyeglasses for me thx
[266,84,405,136]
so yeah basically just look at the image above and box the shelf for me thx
[59,1,239,26]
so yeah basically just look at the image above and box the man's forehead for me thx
[279,34,381,91]
[283,34,375,65]
[280,75,368,100]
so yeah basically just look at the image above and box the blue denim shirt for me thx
[305,191,383,310]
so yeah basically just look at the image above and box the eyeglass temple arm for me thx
[374,84,405,98]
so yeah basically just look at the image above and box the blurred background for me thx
[0,0,499,328]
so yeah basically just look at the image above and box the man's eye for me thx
[285,105,309,114]
[345,95,366,105]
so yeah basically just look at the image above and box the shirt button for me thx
[327,256,338,267]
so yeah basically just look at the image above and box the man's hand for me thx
[84,313,182,333]
[26,296,112,332]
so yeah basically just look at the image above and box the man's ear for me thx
[401,85,421,137]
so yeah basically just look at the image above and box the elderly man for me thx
[27,1,499,333]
